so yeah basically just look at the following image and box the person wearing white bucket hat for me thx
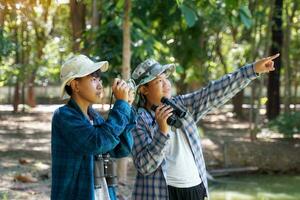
[51,54,136,200]
[59,54,109,100]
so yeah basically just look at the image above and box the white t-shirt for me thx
[165,128,202,188]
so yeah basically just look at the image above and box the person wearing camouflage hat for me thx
[130,54,280,200]
[131,58,175,107]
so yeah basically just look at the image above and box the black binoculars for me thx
[94,153,117,188]
[151,97,187,128]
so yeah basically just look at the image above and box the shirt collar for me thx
[67,98,97,120]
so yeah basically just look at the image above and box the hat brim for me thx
[60,61,109,99]
[136,63,175,88]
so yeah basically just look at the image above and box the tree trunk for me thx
[283,2,297,113]
[70,0,86,52]
[224,26,245,119]
[248,0,265,141]
[232,91,245,119]
[27,0,51,107]
[20,21,27,111]
[215,32,228,74]
[0,1,7,63]
[267,0,283,120]
[0,1,6,26]
[13,79,20,112]
[122,0,131,80]
[13,19,20,112]
[27,76,36,107]
[92,0,100,28]
[294,80,299,112]
[293,57,300,112]
[117,0,131,185]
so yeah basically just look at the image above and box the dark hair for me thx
[65,85,73,96]
[90,69,101,78]
[135,83,149,108]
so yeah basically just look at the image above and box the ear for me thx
[139,85,149,95]
[70,79,80,93]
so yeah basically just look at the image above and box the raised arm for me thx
[175,53,279,122]
[52,100,131,156]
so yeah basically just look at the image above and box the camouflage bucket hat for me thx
[131,58,175,87]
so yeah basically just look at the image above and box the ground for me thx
[0,105,299,200]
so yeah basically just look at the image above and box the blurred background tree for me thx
[0,0,300,137]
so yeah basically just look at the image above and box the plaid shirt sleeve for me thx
[131,113,170,175]
[175,64,258,122]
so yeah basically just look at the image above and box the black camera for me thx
[94,153,117,188]
[116,79,136,91]
[151,97,187,128]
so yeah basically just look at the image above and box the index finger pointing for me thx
[266,53,280,61]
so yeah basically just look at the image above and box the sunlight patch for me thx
[257,192,296,199]
[211,191,254,200]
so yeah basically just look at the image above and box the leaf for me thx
[19,158,31,165]
[225,0,239,9]
[239,5,252,29]
[14,174,38,183]
[180,4,198,27]
[176,0,184,6]
[176,65,184,74]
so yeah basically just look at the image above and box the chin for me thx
[95,97,102,104]
[163,93,172,99]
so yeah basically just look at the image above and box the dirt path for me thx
[0,108,241,199]
[0,106,298,199]
[0,112,52,200]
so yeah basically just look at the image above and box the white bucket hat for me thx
[60,54,109,99]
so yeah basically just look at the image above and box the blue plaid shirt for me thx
[51,98,135,200]
[131,64,258,200]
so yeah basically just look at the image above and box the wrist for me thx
[159,126,169,135]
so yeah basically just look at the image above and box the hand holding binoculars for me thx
[151,97,186,128]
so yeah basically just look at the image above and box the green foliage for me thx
[268,112,300,138]
[239,5,252,29]
[0,191,9,200]
[0,0,299,110]
[179,3,198,27]
[0,29,13,57]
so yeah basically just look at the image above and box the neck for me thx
[72,95,90,118]
[145,100,160,111]
[145,102,152,111]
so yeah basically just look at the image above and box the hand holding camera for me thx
[111,78,136,104]
[112,78,130,102]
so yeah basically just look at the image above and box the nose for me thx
[96,79,103,89]
[162,78,171,87]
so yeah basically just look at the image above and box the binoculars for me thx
[151,97,187,128]
[94,153,117,188]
